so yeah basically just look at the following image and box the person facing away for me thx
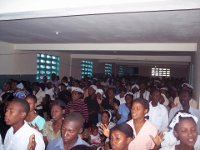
[4,99,45,150]
[46,112,90,150]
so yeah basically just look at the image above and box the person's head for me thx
[46,82,53,89]
[125,93,133,106]
[32,82,40,93]
[107,88,115,98]
[131,98,149,121]
[119,87,127,98]
[42,75,47,83]
[25,95,37,112]
[58,83,66,92]
[91,125,99,136]
[96,89,104,99]
[151,89,161,104]
[170,112,198,148]
[2,82,10,92]
[101,110,111,124]
[70,145,96,150]
[5,99,30,126]
[61,112,85,144]
[179,90,191,108]
[110,123,134,150]
[51,73,57,81]
[50,100,66,121]
[61,76,68,84]
[139,82,146,91]
[88,85,97,96]
[71,87,84,101]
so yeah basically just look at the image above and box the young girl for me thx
[127,98,158,150]
[89,125,101,146]
[110,123,134,150]
[25,95,45,131]
[160,112,199,150]
[43,100,66,144]
[65,87,89,122]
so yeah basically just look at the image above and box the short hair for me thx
[50,100,66,110]
[25,94,37,103]
[11,99,30,113]
[132,98,149,111]
[64,112,85,128]
[110,123,134,138]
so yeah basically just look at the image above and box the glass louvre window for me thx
[118,65,125,77]
[151,67,170,77]
[36,53,60,81]
[105,64,112,77]
[81,60,93,78]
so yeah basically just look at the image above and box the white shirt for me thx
[45,88,55,100]
[148,102,169,132]
[134,90,150,101]
[115,94,126,104]
[4,121,45,150]
[33,88,45,110]
[169,105,200,134]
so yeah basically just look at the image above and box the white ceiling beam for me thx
[0,0,200,20]
[15,43,197,52]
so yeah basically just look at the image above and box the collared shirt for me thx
[27,115,45,131]
[127,120,157,150]
[46,135,89,150]
[174,97,198,108]
[117,103,130,124]
[148,102,169,132]
[4,121,45,150]
[169,105,200,134]
[134,90,150,101]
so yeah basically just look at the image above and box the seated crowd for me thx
[0,73,200,150]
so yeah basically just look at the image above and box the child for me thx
[89,126,101,146]
[4,99,45,150]
[160,112,200,150]
[110,123,134,150]
[25,95,45,131]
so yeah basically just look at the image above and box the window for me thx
[151,67,170,77]
[36,53,60,81]
[118,65,125,77]
[81,60,93,78]
[105,63,112,77]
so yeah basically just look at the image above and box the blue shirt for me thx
[46,135,89,150]
[117,103,130,124]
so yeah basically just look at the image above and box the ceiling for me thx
[0,9,200,43]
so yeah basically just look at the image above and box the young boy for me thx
[4,99,45,150]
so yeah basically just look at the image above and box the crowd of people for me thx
[0,73,200,150]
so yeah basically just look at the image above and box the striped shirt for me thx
[65,99,89,122]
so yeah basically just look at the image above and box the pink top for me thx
[127,119,158,150]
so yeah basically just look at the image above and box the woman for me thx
[43,100,66,144]
[25,95,45,131]
[110,123,134,150]
[160,112,199,150]
[127,98,158,150]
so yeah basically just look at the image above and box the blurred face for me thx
[120,91,126,98]
[72,91,81,101]
[26,98,36,112]
[108,89,115,98]
[51,105,63,121]
[5,102,25,126]
[179,92,190,107]
[61,120,81,144]
[125,95,133,106]
[92,128,98,136]
[174,118,197,147]
[152,91,161,104]
[88,87,95,96]
[110,130,132,150]
[131,101,147,120]
[102,112,110,124]
[140,83,146,91]
[3,83,10,92]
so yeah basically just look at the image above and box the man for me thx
[169,90,200,133]
[4,99,45,150]
[134,82,150,101]
[148,90,169,132]
[47,112,89,150]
